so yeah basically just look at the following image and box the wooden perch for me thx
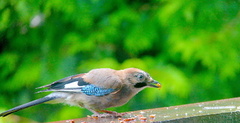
[50,97,240,123]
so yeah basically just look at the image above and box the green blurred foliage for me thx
[0,0,240,122]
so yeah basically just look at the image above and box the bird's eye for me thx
[137,73,145,82]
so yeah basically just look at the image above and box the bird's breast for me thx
[103,86,140,108]
[60,86,142,110]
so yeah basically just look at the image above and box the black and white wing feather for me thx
[37,73,116,96]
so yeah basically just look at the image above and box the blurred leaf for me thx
[0,53,19,79]
[4,57,41,91]
[78,58,119,71]
[62,32,95,55]
[0,8,10,31]
[121,58,147,70]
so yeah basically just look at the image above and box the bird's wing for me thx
[37,73,122,97]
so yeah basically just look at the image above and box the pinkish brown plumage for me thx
[0,68,161,117]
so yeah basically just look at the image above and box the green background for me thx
[0,0,240,122]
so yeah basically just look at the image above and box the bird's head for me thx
[122,68,161,89]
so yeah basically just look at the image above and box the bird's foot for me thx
[92,110,127,118]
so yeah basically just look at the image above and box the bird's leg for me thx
[98,110,118,114]
[88,108,126,118]
[96,110,127,117]
[87,108,102,117]
[88,109,115,118]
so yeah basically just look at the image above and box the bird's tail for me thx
[0,96,58,117]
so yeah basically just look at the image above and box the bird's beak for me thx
[147,80,161,89]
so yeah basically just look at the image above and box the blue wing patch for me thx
[81,85,115,96]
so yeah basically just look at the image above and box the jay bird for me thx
[0,68,161,117]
